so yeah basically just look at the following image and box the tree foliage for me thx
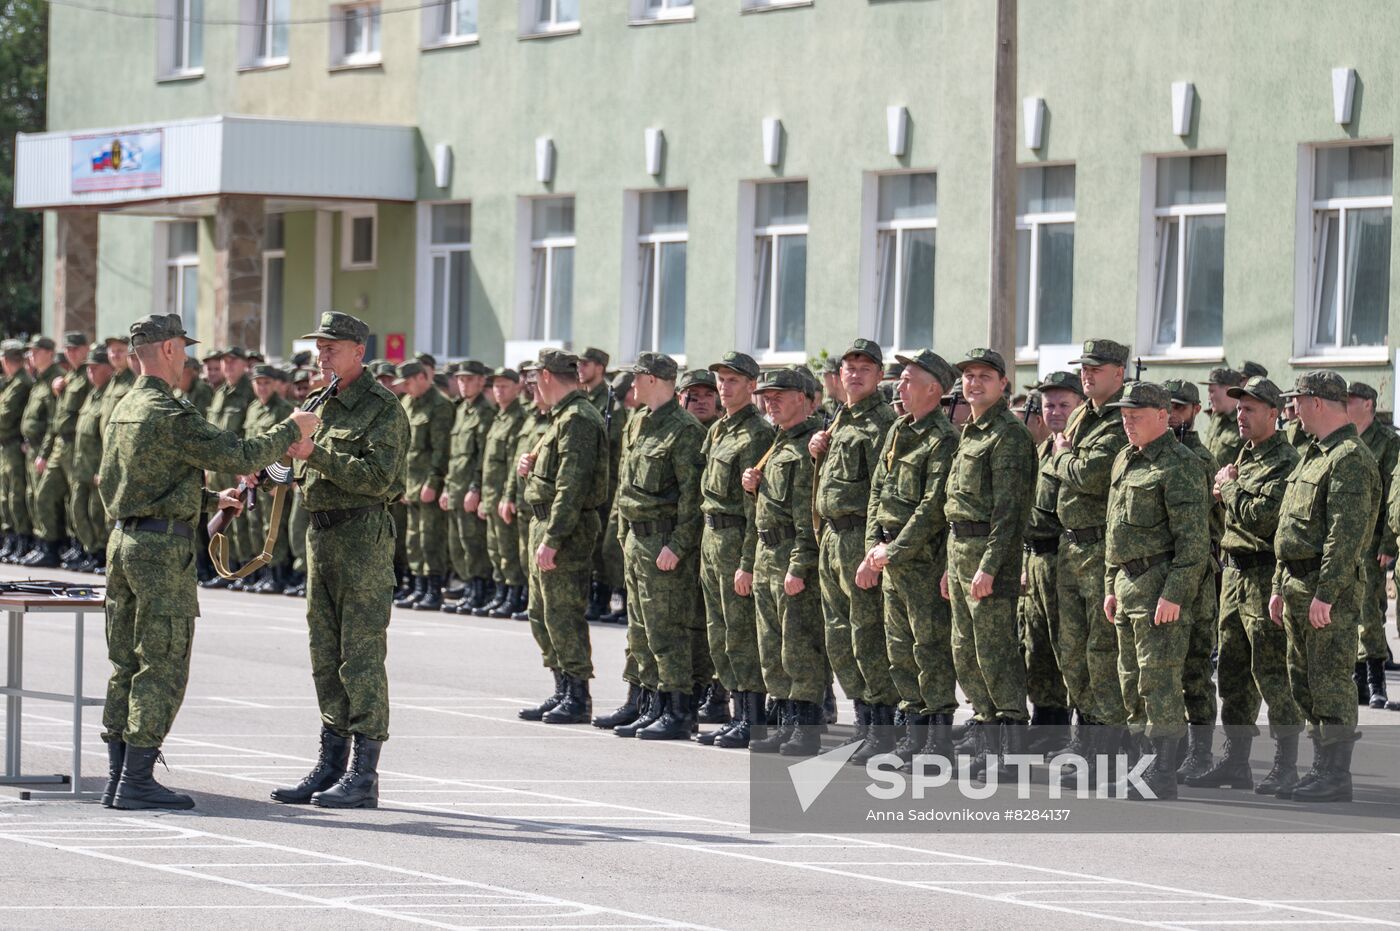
[0,0,45,335]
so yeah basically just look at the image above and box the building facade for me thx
[17,0,1400,396]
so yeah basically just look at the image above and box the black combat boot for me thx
[615,690,662,737]
[477,582,509,617]
[394,575,425,608]
[717,692,764,749]
[1291,737,1355,803]
[834,700,871,749]
[1256,732,1300,796]
[779,701,824,757]
[993,720,1031,781]
[311,735,382,809]
[542,676,591,724]
[700,691,745,746]
[822,684,838,725]
[1185,728,1253,789]
[583,581,608,621]
[913,713,956,771]
[0,533,16,561]
[850,704,898,766]
[270,727,352,804]
[1276,735,1325,799]
[511,588,532,620]
[112,745,195,810]
[518,670,565,721]
[101,740,125,808]
[1175,724,1214,783]
[1128,735,1179,801]
[1355,662,1370,706]
[488,585,519,618]
[394,569,412,599]
[1367,658,1388,709]
[696,682,731,724]
[413,575,444,611]
[638,690,694,740]
[593,683,643,729]
[893,711,931,765]
[750,700,796,753]
[4,534,29,564]
[474,578,496,612]
[21,539,60,568]
[600,588,626,623]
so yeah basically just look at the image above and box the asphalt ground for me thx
[1,561,1399,931]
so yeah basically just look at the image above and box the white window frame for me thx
[741,0,813,11]
[159,220,201,347]
[520,0,580,38]
[416,201,474,359]
[737,180,809,363]
[1015,167,1075,361]
[629,0,695,25]
[238,0,290,69]
[157,0,205,80]
[517,196,576,343]
[1295,142,1394,360]
[625,190,688,363]
[340,204,377,270]
[261,217,286,360]
[871,172,937,358]
[1142,154,1227,358]
[330,1,382,69]
[422,0,479,48]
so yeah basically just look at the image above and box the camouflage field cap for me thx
[103,335,129,348]
[1227,376,1283,409]
[183,356,201,370]
[301,311,369,344]
[883,362,905,381]
[610,370,634,394]
[1105,381,1171,411]
[223,346,248,360]
[27,336,55,352]
[129,314,198,348]
[1161,378,1201,406]
[492,366,520,383]
[633,351,679,380]
[250,363,281,380]
[582,347,610,368]
[1241,360,1268,379]
[1070,339,1130,367]
[820,356,841,376]
[290,350,313,367]
[1,340,25,359]
[393,360,427,383]
[1033,370,1086,397]
[292,368,312,384]
[1348,381,1379,403]
[1281,370,1348,403]
[839,337,883,368]
[943,380,965,401]
[369,360,396,378]
[678,368,718,392]
[895,349,956,389]
[955,347,1007,376]
[433,373,450,389]
[456,359,490,377]
[752,367,808,395]
[85,346,111,367]
[416,352,437,369]
[201,348,226,362]
[538,348,580,377]
[709,351,761,380]
[63,331,87,348]
[1199,366,1243,387]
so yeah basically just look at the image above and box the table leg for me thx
[5,609,20,779]
[71,610,83,795]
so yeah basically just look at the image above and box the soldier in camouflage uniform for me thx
[441,360,496,613]
[174,356,212,415]
[679,368,720,429]
[200,348,255,589]
[103,314,314,811]
[0,341,34,562]
[744,368,825,756]
[1187,376,1303,793]
[282,369,315,596]
[68,347,113,572]
[1268,371,1380,802]
[607,353,706,741]
[1103,381,1212,801]
[1345,381,1398,708]
[29,332,90,568]
[517,350,610,725]
[807,340,898,756]
[820,356,846,423]
[858,350,960,765]
[475,367,528,619]
[271,312,408,811]
[580,348,626,622]
[1200,367,1247,471]
[18,337,63,566]
[102,336,137,421]
[241,365,296,593]
[1282,399,1311,455]
[942,348,1036,777]
[395,360,454,611]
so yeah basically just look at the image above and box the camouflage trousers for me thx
[487,507,523,587]
[1112,561,1191,740]
[819,525,899,706]
[447,504,491,582]
[516,510,555,667]
[287,489,309,574]
[1356,555,1389,661]
[700,522,763,694]
[31,452,70,543]
[527,509,596,680]
[1280,566,1361,746]
[594,501,625,590]
[947,536,1028,723]
[305,508,393,741]
[1057,537,1127,726]
[102,526,198,748]
[405,498,447,576]
[1183,563,1220,725]
[23,446,40,527]
[0,444,30,535]
[623,525,703,693]
[753,539,825,704]
[1023,549,1068,709]
[884,544,957,716]
[1218,563,1303,736]
[67,474,105,555]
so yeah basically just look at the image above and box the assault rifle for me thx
[0,580,102,599]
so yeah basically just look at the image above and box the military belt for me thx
[1023,537,1060,556]
[1223,550,1275,572]
[1283,556,1323,577]
[950,521,992,538]
[531,503,552,520]
[823,514,866,534]
[876,526,899,544]
[704,513,746,531]
[1118,551,1173,580]
[113,517,193,541]
[1062,525,1105,546]
[308,504,384,531]
[628,517,676,538]
[757,525,797,547]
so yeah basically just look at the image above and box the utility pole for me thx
[987,0,1018,365]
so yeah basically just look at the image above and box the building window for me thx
[528,197,575,342]
[425,0,478,45]
[1307,144,1393,353]
[158,0,204,78]
[332,2,381,67]
[873,172,936,354]
[340,205,377,270]
[631,0,694,23]
[427,203,473,358]
[1016,165,1075,353]
[1150,154,1226,353]
[262,215,286,358]
[635,190,687,357]
[752,181,808,356]
[165,221,200,344]
[741,0,811,10]
[243,0,290,66]
[522,0,579,36]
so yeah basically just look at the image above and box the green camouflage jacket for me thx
[815,390,895,521]
[1026,437,1063,543]
[700,403,773,574]
[1179,429,1224,546]
[301,368,408,512]
[481,398,527,509]
[754,414,822,580]
[506,409,550,508]
[944,397,1037,581]
[524,389,609,550]
[866,405,958,566]
[0,371,33,445]
[1219,431,1298,557]
[71,379,108,486]
[1051,387,1127,532]
[402,387,454,497]
[21,362,63,449]
[1359,419,1400,557]
[614,396,706,559]
[41,368,90,461]
[1204,409,1246,471]
[207,374,254,435]
[446,392,497,497]
[101,367,137,435]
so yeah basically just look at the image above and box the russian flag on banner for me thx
[91,147,112,172]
